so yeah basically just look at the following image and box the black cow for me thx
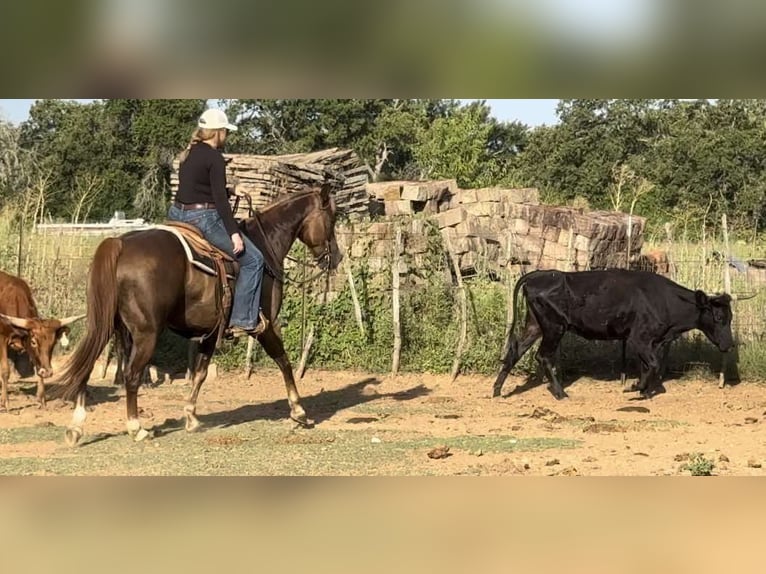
[493,269,736,400]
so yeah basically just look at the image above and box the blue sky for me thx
[0,99,561,127]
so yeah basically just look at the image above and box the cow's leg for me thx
[537,327,567,400]
[0,340,9,411]
[183,337,216,433]
[620,339,628,387]
[633,344,663,399]
[493,313,542,397]
[124,331,157,442]
[36,375,46,409]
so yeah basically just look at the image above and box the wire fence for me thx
[3,215,766,381]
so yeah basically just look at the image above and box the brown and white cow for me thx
[631,249,676,277]
[0,270,84,411]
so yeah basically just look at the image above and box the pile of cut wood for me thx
[170,148,369,218]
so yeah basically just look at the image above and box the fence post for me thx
[444,232,467,382]
[296,325,315,380]
[719,213,732,389]
[346,261,365,337]
[391,224,402,377]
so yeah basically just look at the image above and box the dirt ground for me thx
[2,358,766,475]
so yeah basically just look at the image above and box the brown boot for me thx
[225,312,269,339]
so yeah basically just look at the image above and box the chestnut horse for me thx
[53,185,342,446]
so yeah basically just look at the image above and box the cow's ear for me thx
[709,293,732,306]
[695,290,709,309]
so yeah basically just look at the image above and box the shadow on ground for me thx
[152,376,431,436]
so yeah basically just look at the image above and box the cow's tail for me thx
[51,237,123,402]
[504,270,540,347]
[494,270,539,396]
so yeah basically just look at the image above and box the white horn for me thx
[0,313,33,330]
[58,314,86,327]
[732,293,757,302]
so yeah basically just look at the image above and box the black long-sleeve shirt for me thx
[176,142,239,236]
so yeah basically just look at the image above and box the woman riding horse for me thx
[168,108,267,338]
[51,162,342,446]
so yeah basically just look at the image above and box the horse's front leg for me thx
[183,338,216,433]
[258,324,312,427]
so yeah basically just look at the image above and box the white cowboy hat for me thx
[198,108,238,131]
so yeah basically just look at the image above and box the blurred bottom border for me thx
[0,476,762,573]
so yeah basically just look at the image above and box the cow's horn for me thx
[732,293,757,302]
[0,313,33,330]
[58,314,86,327]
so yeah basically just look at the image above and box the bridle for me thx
[241,190,334,286]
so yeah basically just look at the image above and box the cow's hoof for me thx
[623,382,641,393]
[492,388,502,398]
[548,386,568,400]
[640,385,666,400]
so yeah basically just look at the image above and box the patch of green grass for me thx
[392,434,581,454]
[680,453,716,476]
[0,422,580,476]
[0,424,64,444]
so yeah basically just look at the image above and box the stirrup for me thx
[225,312,269,339]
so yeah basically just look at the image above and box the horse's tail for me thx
[51,237,123,402]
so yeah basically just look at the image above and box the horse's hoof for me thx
[133,427,151,442]
[65,427,83,447]
[185,419,201,433]
[291,414,314,429]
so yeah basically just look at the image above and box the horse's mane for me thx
[260,187,322,214]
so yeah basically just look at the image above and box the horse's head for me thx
[298,183,343,271]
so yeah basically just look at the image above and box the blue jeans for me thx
[167,205,265,330]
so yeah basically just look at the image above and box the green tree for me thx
[19,99,206,222]
[220,99,461,181]
[413,100,524,188]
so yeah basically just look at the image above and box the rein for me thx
[245,191,332,287]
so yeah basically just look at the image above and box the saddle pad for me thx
[152,224,237,280]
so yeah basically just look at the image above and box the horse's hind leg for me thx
[258,325,310,427]
[123,331,158,442]
[183,337,216,433]
[186,340,199,384]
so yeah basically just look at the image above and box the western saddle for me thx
[157,221,240,346]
